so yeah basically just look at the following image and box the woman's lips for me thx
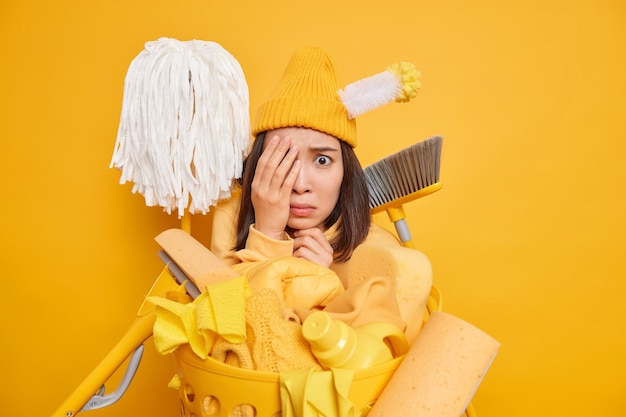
[290,204,314,216]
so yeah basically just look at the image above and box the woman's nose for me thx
[292,164,310,194]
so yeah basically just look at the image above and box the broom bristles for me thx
[364,136,443,210]
[110,38,250,217]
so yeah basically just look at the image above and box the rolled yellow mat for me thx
[368,311,500,417]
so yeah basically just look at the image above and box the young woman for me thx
[210,46,431,343]
[233,126,370,267]
[211,46,407,269]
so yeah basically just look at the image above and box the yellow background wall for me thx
[1,1,624,416]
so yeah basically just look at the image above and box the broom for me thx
[333,61,439,248]
[364,135,443,248]
[333,60,435,248]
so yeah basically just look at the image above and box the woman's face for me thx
[264,127,344,231]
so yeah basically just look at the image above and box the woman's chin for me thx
[287,219,321,232]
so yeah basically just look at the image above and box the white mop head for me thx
[110,37,250,217]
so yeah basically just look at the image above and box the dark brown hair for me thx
[235,132,370,263]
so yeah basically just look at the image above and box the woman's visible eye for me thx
[314,155,332,166]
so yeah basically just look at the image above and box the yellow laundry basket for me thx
[170,285,449,417]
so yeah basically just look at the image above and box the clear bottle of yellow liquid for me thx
[302,310,409,370]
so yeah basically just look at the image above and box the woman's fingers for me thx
[293,228,334,267]
[251,135,300,239]
[253,136,299,196]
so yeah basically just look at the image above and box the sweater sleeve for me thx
[233,225,294,262]
[210,193,295,265]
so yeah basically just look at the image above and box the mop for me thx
[49,37,250,417]
[110,37,250,224]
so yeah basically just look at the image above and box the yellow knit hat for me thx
[252,46,421,148]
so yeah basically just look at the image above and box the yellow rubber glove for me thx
[280,367,356,417]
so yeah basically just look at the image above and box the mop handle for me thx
[49,267,182,417]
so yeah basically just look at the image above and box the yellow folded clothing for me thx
[245,288,321,372]
[339,243,433,345]
[280,367,356,417]
[211,337,254,369]
[295,275,407,333]
[149,275,250,359]
[232,256,344,310]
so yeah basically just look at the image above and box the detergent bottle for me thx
[302,310,410,370]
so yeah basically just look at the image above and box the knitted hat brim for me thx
[253,96,357,147]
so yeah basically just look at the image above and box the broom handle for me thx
[386,205,415,249]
